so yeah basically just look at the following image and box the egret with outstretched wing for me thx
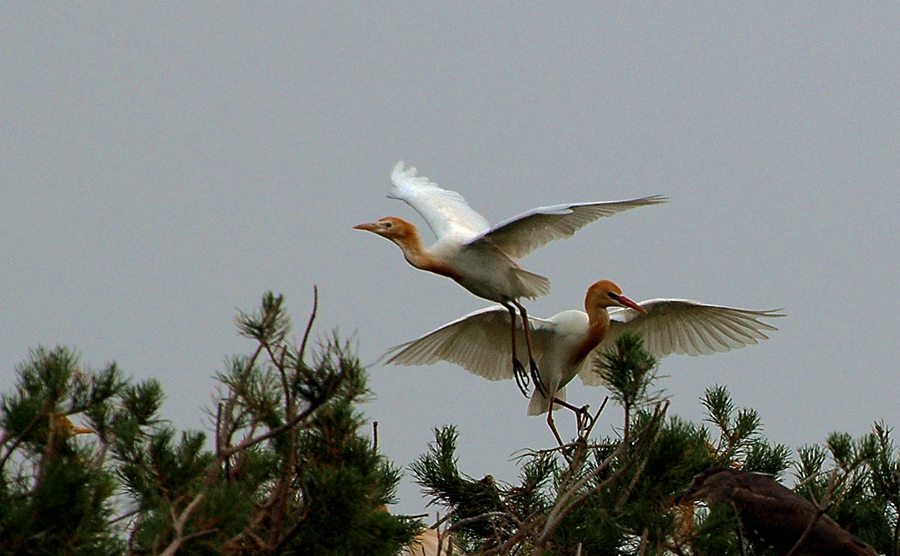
[386,279,782,444]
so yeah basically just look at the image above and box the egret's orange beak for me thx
[611,293,646,314]
[353,222,377,232]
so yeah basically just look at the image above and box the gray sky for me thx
[3,4,898,517]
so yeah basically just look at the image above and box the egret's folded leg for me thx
[504,302,530,397]
[513,300,547,397]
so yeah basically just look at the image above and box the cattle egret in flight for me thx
[385,280,782,444]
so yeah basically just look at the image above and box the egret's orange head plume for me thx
[589,279,622,297]
[353,216,416,240]
[585,279,646,314]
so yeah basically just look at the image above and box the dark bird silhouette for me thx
[675,467,877,556]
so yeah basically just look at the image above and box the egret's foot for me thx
[513,358,530,397]
[576,405,594,437]
[529,359,548,397]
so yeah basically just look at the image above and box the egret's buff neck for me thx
[567,280,622,366]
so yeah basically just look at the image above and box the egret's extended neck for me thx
[388,227,426,266]
[587,306,612,344]
[390,230,462,281]
[569,306,611,366]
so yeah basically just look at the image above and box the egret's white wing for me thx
[578,300,783,386]
[384,306,555,381]
[469,196,667,258]
[388,161,491,240]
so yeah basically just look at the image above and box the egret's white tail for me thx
[513,268,551,299]
[527,386,565,416]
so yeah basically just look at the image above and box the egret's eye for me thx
[382,221,393,229]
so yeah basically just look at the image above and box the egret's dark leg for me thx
[546,406,565,447]
[503,302,530,397]
[512,300,547,397]
[551,397,594,433]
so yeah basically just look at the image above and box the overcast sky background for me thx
[3,4,898,517]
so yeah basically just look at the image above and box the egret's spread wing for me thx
[469,196,667,258]
[384,306,555,381]
[574,350,606,386]
[603,299,783,357]
[578,300,782,387]
[388,161,490,240]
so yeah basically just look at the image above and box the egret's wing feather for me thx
[468,196,667,258]
[575,352,605,386]
[388,161,490,240]
[601,299,784,358]
[578,300,782,386]
[384,306,555,381]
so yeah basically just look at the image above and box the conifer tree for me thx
[0,291,419,555]
[0,346,126,554]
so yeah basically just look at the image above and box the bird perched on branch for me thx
[356,162,665,397]
[675,467,878,556]
[386,279,781,444]
[53,414,94,438]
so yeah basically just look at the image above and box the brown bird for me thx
[676,467,878,556]
[53,414,94,438]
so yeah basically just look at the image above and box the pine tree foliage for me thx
[121,290,419,554]
[411,334,899,555]
[0,346,127,554]
[0,291,419,555]
[791,427,899,553]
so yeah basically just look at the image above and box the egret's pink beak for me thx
[612,293,646,314]
[353,222,377,232]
